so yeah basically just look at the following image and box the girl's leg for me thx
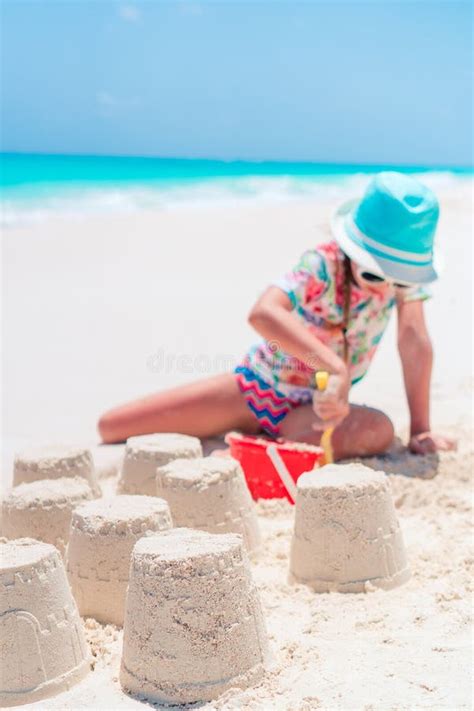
[279,403,394,460]
[98,373,261,444]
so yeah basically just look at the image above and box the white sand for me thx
[2,183,472,463]
[20,437,472,710]
[1,184,472,708]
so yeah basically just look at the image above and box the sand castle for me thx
[0,538,90,707]
[120,528,269,705]
[13,444,100,495]
[289,463,410,592]
[1,477,95,556]
[66,495,173,626]
[156,456,261,553]
[118,433,202,495]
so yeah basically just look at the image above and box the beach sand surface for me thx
[13,438,473,711]
[1,184,472,708]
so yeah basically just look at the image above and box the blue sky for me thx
[1,1,472,166]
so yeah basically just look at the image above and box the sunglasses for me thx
[359,271,411,289]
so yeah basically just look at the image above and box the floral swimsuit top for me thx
[244,240,430,402]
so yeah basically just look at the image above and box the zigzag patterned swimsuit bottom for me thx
[234,364,305,437]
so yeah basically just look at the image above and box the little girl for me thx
[98,172,456,459]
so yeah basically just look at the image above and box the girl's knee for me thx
[376,412,395,453]
[336,407,394,459]
[364,410,394,456]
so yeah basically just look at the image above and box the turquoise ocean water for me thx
[1,153,471,226]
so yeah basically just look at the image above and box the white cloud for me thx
[118,4,141,23]
[178,2,203,17]
[97,91,117,108]
[96,90,143,117]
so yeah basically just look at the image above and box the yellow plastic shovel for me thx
[315,371,334,465]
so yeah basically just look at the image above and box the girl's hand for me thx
[312,370,350,429]
[409,432,458,455]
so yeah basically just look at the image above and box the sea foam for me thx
[1,170,470,228]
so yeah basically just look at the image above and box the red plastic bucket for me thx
[225,432,324,503]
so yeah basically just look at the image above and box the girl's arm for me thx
[397,297,456,454]
[249,287,350,425]
[249,286,347,375]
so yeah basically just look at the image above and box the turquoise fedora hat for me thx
[331,171,441,284]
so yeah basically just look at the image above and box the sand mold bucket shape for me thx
[289,463,410,592]
[120,528,270,705]
[118,433,202,496]
[66,495,173,626]
[156,456,261,553]
[0,538,90,707]
[13,445,101,496]
[1,477,95,556]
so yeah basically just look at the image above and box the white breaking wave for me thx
[1,172,470,228]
